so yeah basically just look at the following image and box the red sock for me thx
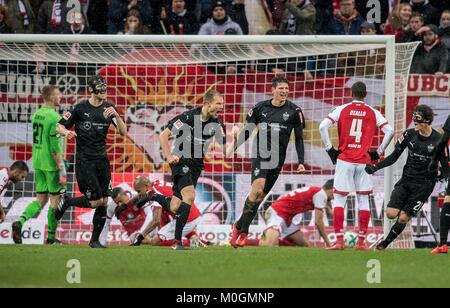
[182,239,190,246]
[279,239,296,247]
[185,231,197,239]
[358,210,371,239]
[245,239,260,246]
[160,240,174,246]
[334,207,345,242]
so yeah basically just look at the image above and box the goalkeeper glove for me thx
[365,164,379,175]
[368,151,380,161]
[326,147,341,165]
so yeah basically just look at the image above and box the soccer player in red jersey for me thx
[319,82,394,250]
[258,179,334,247]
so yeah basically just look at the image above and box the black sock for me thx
[152,194,172,212]
[235,198,261,234]
[91,206,106,243]
[175,202,191,242]
[65,196,92,209]
[440,202,450,246]
[384,221,406,247]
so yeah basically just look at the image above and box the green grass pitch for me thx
[0,245,449,288]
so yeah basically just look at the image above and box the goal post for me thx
[0,34,419,247]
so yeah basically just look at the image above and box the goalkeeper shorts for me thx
[35,169,66,195]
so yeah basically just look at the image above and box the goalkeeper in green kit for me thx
[12,85,69,244]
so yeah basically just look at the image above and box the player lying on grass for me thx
[130,176,207,248]
[365,105,448,250]
[99,186,158,247]
[0,161,29,223]
[244,179,334,248]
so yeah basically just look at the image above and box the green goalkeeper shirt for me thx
[32,106,62,171]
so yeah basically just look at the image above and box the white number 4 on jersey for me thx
[350,119,363,143]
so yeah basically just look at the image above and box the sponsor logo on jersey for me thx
[83,122,92,130]
[174,120,184,130]
[283,112,289,122]
[63,112,72,120]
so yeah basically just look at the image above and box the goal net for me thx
[0,35,419,247]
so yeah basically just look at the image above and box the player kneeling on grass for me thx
[131,176,207,248]
[0,161,29,224]
[365,105,448,250]
[99,186,160,247]
[254,179,334,248]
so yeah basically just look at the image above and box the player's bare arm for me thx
[160,127,180,165]
[139,207,162,239]
[56,123,77,140]
[315,208,330,247]
[0,206,5,223]
[104,107,127,136]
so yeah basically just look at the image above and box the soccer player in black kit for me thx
[55,75,127,248]
[428,113,450,254]
[159,90,233,250]
[230,76,306,248]
[365,105,448,250]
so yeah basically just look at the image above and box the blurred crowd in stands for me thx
[1,0,449,75]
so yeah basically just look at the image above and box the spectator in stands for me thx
[279,0,316,35]
[198,1,243,35]
[3,0,35,33]
[439,10,450,72]
[228,0,248,35]
[402,12,426,42]
[158,0,199,34]
[401,0,440,26]
[31,0,44,18]
[356,22,385,77]
[429,0,450,13]
[87,0,109,34]
[37,0,71,34]
[323,0,365,35]
[108,0,154,34]
[63,11,91,34]
[122,9,151,34]
[411,24,448,76]
[0,5,11,33]
[270,0,286,29]
[383,2,412,42]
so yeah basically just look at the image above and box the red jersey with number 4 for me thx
[326,101,388,164]
[151,180,201,223]
[271,186,327,226]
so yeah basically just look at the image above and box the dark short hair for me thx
[112,187,124,200]
[414,104,434,124]
[351,82,367,99]
[323,179,334,190]
[10,161,29,173]
[41,85,59,101]
[411,12,424,22]
[272,76,289,88]
[204,90,222,103]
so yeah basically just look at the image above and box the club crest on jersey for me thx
[260,123,268,130]
[428,144,435,153]
[63,112,72,120]
[174,120,184,130]
[398,134,405,144]
[283,112,289,122]
[127,213,135,220]
[254,168,260,177]
[182,165,190,174]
